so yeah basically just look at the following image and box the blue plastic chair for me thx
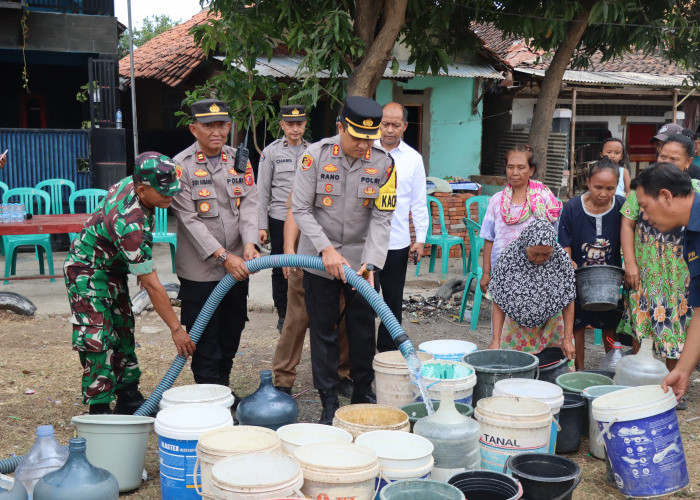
[459,218,485,329]
[36,178,75,215]
[416,195,467,277]
[154,207,177,273]
[68,188,107,242]
[2,188,54,283]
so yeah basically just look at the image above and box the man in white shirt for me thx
[374,102,429,352]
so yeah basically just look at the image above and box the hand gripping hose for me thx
[0,255,419,473]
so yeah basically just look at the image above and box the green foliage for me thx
[119,15,181,59]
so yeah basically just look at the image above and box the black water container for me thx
[556,392,587,453]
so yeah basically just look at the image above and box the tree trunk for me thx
[528,6,591,181]
[353,0,383,50]
[346,0,408,97]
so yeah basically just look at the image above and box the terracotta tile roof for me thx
[119,10,214,87]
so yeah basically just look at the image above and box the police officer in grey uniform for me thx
[171,99,260,397]
[292,96,397,424]
[258,104,309,331]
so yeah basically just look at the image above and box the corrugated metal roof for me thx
[216,56,503,80]
[516,68,690,88]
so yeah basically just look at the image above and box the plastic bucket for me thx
[207,452,303,500]
[333,404,410,440]
[154,403,233,499]
[373,351,433,407]
[414,360,477,405]
[159,384,234,410]
[555,372,613,394]
[400,402,473,432]
[592,385,689,497]
[575,264,624,311]
[356,430,434,497]
[555,393,587,453]
[581,385,628,459]
[195,425,281,497]
[461,350,538,406]
[448,470,523,500]
[535,347,570,384]
[492,378,564,454]
[294,442,380,500]
[474,396,552,472]
[71,414,154,492]
[276,423,352,455]
[505,453,581,500]
[379,479,465,500]
[419,339,477,362]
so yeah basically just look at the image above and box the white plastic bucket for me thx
[415,360,477,405]
[71,414,154,492]
[492,378,564,453]
[294,442,380,500]
[419,340,477,362]
[159,384,234,410]
[592,385,688,497]
[154,403,233,499]
[474,396,553,472]
[276,423,353,455]
[356,430,434,497]
[207,452,304,500]
[373,351,433,407]
[195,425,281,497]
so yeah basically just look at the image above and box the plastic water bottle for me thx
[14,426,69,499]
[613,337,668,386]
[115,109,122,129]
[599,341,623,372]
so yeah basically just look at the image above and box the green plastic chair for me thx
[459,217,484,330]
[0,181,8,256]
[36,178,75,215]
[465,195,490,271]
[68,188,107,242]
[2,188,54,283]
[154,207,177,273]
[416,195,467,277]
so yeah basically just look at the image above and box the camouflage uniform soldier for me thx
[65,152,195,415]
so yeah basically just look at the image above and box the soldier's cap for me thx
[340,96,382,140]
[281,104,307,122]
[191,99,231,124]
[651,123,683,143]
[133,152,183,197]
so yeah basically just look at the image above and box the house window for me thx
[21,95,46,129]
[574,121,609,162]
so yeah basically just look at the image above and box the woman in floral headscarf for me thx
[480,144,562,294]
[488,219,576,360]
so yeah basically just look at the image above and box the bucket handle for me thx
[410,379,442,389]
[552,414,561,432]
[552,475,582,500]
[597,417,618,444]
[193,457,202,496]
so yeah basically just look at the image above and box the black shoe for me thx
[351,384,376,405]
[276,316,285,333]
[113,383,147,415]
[276,307,286,333]
[275,386,292,395]
[89,403,112,415]
[337,378,353,398]
[318,389,339,425]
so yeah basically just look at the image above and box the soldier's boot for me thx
[276,307,286,334]
[89,403,112,415]
[113,382,147,415]
[351,383,376,405]
[318,389,339,426]
[337,377,353,398]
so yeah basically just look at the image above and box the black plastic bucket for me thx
[505,453,581,500]
[461,350,538,406]
[555,392,587,453]
[448,470,523,500]
[574,265,624,311]
[535,347,569,384]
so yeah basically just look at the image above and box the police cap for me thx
[191,99,231,124]
[340,96,382,140]
[281,104,306,122]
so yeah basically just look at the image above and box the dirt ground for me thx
[1,302,700,499]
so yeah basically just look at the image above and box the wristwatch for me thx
[216,250,230,266]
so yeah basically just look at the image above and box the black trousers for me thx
[178,277,249,386]
[303,271,376,390]
[269,216,288,314]
[375,246,410,352]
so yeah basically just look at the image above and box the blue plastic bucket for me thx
[592,386,688,497]
[419,340,477,362]
[154,403,233,499]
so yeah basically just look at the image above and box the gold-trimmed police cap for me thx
[281,104,306,122]
[191,99,231,124]
[340,96,382,140]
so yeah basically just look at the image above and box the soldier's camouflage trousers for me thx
[66,277,141,405]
